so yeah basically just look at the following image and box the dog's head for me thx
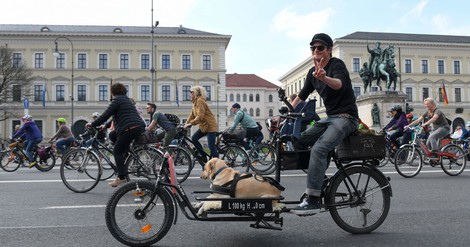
[200,158,227,180]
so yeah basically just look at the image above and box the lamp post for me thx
[53,36,74,134]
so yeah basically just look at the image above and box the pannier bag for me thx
[336,131,386,160]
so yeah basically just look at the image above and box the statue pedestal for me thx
[356,91,407,131]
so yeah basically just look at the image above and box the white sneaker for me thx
[108,178,126,187]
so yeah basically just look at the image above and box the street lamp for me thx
[53,36,74,134]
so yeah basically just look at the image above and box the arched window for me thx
[269,109,273,117]
[268,95,273,102]
[256,108,260,117]
[249,94,253,102]
[255,94,260,102]
[243,93,247,102]
[236,93,241,102]
[249,108,254,116]
[229,93,234,101]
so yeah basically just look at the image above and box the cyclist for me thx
[400,113,414,145]
[83,112,108,147]
[383,105,407,149]
[49,118,76,156]
[11,115,43,167]
[405,97,450,159]
[146,104,177,147]
[228,103,263,150]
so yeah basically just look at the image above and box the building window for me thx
[352,58,360,72]
[56,85,65,101]
[162,85,170,101]
[162,54,170,69]
[203,85,211,101]
[183,85,192,101]
[243,94,247,102]
[269,109,273,117]
[256,94,260,102]
[202,55,211,70]
[34,85,42,101]
[56,53,65,69]
[455,88,461,102]
[140,85,150,101]
[256,108,260,117]
[77,85,86,101]
[99,54,108,69]
[34,53,44,69]
[236,94,241,102]
[268,95,273,102]
[249,94,253,102]
[371,86,378,92]
[99,85,108,101]
[405,59,412,73]
[422,87,429,101]
[77,53,87,69]
[454,60,461,74]
[141,54,150,70]
[437,60,444,74]
[12,85,21,101]
[249,108,254,116]
[421,60,428,74]
[120,54,129,69]
[405,87,412,102]
[182,55,191,70]
[353,86,360,98]
[12,53,22,68]
[229,93,234,101]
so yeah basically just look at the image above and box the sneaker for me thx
[108,178,127,187]
[290,196,321,216]
[28,161,37,168]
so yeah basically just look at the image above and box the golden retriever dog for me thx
[196,158,284,216]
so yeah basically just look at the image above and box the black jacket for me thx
[91,95,145,136]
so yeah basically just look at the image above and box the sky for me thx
[1,0,470,85]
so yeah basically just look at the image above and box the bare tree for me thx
[0,45,33,121]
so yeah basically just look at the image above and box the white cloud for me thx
[271,6,335,40]
[399,0,429,27]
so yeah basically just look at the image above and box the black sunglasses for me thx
[310,45,326,52]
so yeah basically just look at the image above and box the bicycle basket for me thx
[222,128,246,144]
[336,132,386,160]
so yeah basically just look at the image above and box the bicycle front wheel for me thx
[60,148,102,193]
[248,143,276,175]
[220,145,250,169]
[394,146,423,178]
[0,151,20,172]
[105,181,175,247]
[441,144,466,176]
[161,146,193,183]
[326,166,391,234]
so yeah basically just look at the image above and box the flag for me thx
[441,82,449,105]
[175,80,180,107]
[42,81,47,108]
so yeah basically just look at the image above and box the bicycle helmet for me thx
[406,113,413,119]
[279,105,289,114]
[21,114,33,121]
[92,112,100,118]
[391,105,402,112]
[57,117,67,123]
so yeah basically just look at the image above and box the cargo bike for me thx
[104,88,392,247]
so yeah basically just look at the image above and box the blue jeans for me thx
[297,116,358,197]
[56,137,76,155]
[24,138,43,161]
[192,129,219,159]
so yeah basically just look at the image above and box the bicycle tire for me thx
[97,147,116,181]
[105,181,175,247]
[248,143,277,175]
[60,148,102,193]
[326,166,391,234]
[161,146,193,183]
[35,149,56,172]
[220,145,250,170]
[0,151,20,172]
[394,145,423,178]
[441,144,466,176]
[125,146,164,179]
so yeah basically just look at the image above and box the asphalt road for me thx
[1,164,470,247]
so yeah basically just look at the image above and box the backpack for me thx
[256,121,263,131]
[164,113,180,126]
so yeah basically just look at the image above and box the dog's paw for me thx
[273,202,286,212]
[194,201,204,209]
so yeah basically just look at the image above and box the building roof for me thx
[226,74,279,89]
[339,31,470,44]
[0,24,226,36]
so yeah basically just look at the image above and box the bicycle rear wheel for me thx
[35,149,56,172]
[248,143,276,175]
[60,148,102,193]
[326,166,391,234]
[220,145,250,169]
[161,146,193,183]
[126,146,164,179]
[0,151,21,172]
[105,181,175,247]
[441,144,466,176]
[394,146,423,178]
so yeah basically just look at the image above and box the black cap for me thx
[309,33,333,47]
